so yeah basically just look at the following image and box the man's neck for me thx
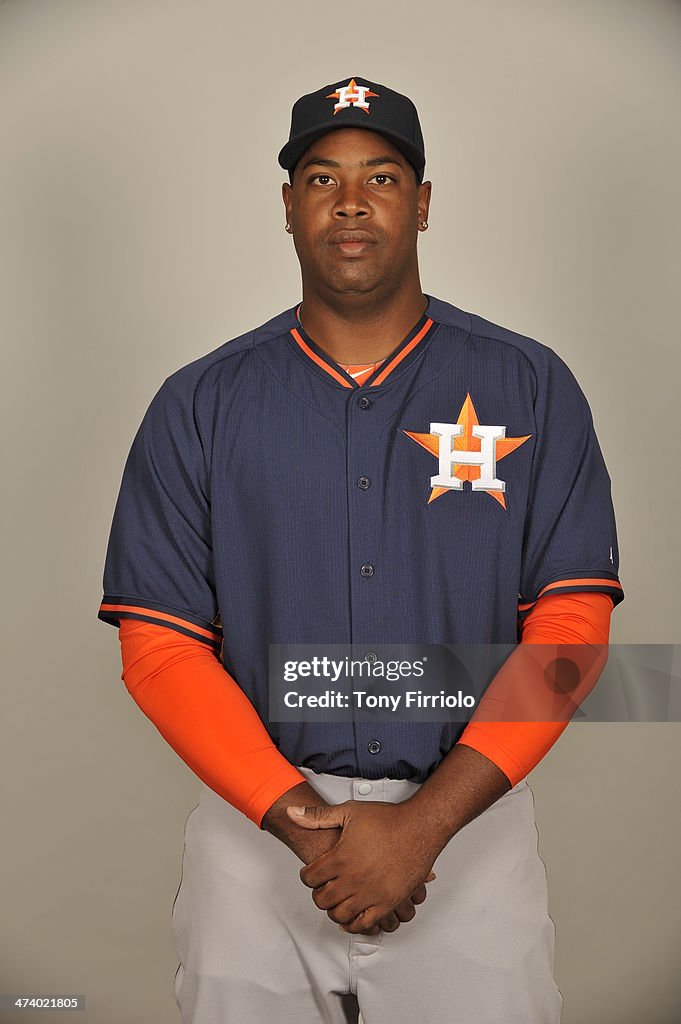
[298,286,429,365]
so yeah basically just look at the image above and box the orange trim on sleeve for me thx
[117,618,307,828]
[100,601,221,643]
[518,577,623,611]
[457,591,614,786]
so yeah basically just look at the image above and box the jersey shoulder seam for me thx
[467,313,551,388]
[467,311,592,407]
[160,313,297,409]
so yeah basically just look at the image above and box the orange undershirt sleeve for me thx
[117,619,307,829]
[118,592,614,827]
[456,591,614,786]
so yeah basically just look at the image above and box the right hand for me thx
[261,784,437,934]
[359,871,437,935]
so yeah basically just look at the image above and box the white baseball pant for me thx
[171,765,563,1023]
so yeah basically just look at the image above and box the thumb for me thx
[286,803,349,829]
[426,870,437,881]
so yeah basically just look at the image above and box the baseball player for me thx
[98,76,624,1023]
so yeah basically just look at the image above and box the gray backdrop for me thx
[1,0,679,1021]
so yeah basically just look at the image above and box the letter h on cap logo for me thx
[326,78,379,114]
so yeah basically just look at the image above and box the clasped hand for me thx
[286,798,438,935]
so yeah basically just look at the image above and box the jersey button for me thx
[367,740,382,755]
[360,563,374,577]
[357,476,371,489]
[358,395,372,410]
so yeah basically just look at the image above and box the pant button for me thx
[357,783,373,795]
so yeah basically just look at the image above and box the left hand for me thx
[287,799,441,934]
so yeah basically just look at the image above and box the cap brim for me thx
[278,123,424,181]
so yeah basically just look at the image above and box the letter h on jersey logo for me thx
[430,422,506,491]
[402,391,532,510]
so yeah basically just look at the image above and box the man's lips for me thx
[328,231,377,257]
[333,240,372,256]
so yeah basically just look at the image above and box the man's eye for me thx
[309,173,394,185]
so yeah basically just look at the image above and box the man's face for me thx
[282,128,430,299]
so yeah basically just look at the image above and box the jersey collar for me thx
[288,298,439,389]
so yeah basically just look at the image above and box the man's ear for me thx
[282,180,292,221]
[418,180,432,224]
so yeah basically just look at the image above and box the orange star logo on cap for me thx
[326,78,379,114]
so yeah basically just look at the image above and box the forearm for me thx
[405,743,511,855]
[261,783,341,864]
[405,592,614,852]
[457,591,613,783]
[118,619,307,828]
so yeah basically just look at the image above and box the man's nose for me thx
[332,181,370,217]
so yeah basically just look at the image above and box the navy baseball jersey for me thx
[98,294,624,781]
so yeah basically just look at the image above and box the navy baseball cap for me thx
[278,76,426,184]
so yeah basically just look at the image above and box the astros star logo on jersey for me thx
[402,392,532,509]
[326,78,379,114]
